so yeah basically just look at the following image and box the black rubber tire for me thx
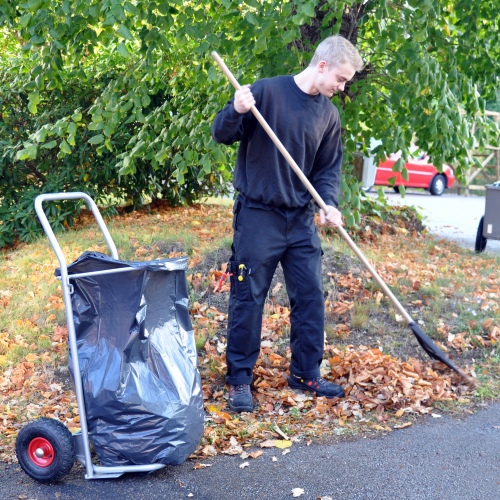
[475,215,487,253]
[393,186,400,193]
[429,174,446,196]
[16,418,75,483]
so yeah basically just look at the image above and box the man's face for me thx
[316,61,356,97]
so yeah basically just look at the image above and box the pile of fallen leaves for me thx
[193,307,474,461]
[0,201,498,466]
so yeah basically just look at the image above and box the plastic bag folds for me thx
[61,251,204,466]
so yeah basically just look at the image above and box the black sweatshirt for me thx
[212,75,343,209]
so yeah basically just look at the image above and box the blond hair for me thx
[310,35,364,71]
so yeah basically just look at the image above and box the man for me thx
[212,35,363,412]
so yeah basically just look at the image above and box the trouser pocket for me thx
[228,257,251,301]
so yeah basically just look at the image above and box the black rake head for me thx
[409,322,470,381]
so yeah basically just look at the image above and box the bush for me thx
[0,39,232,247]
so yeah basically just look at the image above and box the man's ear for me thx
[317,60,328,72]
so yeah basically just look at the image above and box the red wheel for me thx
[16,418,75,483]
[27,437,55,467]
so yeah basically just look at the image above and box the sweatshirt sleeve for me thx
[309,118,343,208]
[212,99,251,145]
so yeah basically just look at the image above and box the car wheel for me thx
[475,216,487,253]
[16,418,75,483]
[429,174,446,196]
[393,186,400,193]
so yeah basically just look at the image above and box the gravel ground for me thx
[373,190,500,254]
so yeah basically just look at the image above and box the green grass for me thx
[350,301,373,329]
[434,276,452,288]
[474,355,500,400]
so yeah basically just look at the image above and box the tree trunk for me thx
[297,2,369,92]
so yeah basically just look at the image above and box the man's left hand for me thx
[319,205,343,227]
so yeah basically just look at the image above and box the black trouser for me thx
[226,198,324,386]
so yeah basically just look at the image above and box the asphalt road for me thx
[372,190,500,254]
[1,190,499,499]
[1,402,499,500]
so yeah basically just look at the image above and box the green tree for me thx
[1,0,499,245]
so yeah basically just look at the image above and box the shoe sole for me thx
[288,379,344,399]
[228,403,254,413]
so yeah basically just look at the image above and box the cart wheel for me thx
[475,216,487,253]
[16,418,75,483]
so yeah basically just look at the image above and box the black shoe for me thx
[228,384,254,412]
[288,375,345,399]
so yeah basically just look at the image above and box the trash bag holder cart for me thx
[475,181,500,253]
[15,192,202,482]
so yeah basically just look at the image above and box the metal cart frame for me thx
[17,192,166,481]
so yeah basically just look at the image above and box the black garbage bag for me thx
[60,251,204,466]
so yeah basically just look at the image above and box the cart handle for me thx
[34,192,118,479]
[35,192,119,270]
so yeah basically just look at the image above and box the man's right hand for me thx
[319,205,343,228]
[234,84,256,114]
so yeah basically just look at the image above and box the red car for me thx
[374,151,455,196]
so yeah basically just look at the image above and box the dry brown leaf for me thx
[260,439,292,449]
[221,436,243,455]
[193,463,212,470]
[393,422,413,429]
